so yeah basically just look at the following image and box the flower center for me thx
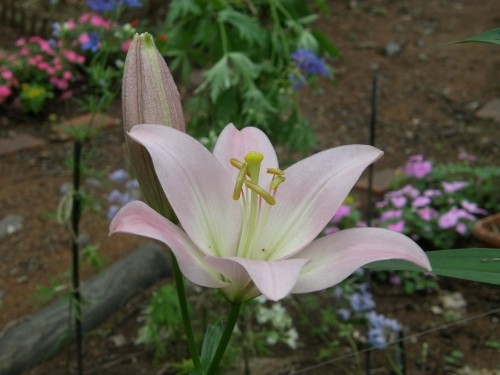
[231,152,286,259]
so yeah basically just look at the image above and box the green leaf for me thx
[166,0,202,25]
[200,320,224,370]
[366,248,500,285]
[196,55,231,102]
[447,28,500,45]
[312,30,340,57]
[218,8,266,46]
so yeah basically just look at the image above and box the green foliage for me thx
[80,244,108,272]
[19,83,54,113]
[136,283,184,361]
[200,321,224,370]
[443,350,465,367]
[34,274,70,306]
[431,163,500,212]
[448,28,500,46]
[159,0,336,152]
[367,248,500,286]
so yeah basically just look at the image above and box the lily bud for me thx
[122,32,185,220]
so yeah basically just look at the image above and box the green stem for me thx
[169,253,202,371]
[206,302,242,375]
[218,20,229,54]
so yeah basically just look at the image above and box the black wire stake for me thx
[364,75,378,375]
[71,139,83,375]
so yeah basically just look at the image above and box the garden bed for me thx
[1,1,499,374]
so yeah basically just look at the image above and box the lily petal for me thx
[291,227,431,294]
[262,145,383,260]
[128,124,241,257]
[110,200,226,288]
[205,256,309,302]
[213,123,279,187]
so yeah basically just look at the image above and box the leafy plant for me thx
[136,284,184,361]
[159,0,337,152]
[375,155,492,250]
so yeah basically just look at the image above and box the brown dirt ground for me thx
[1,1,500,374]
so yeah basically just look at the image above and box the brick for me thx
[0,133,45,157]
[50,113,121,141]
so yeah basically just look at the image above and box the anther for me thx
[244,180,276,205]
[270,175,286,190]
[233,162,248,200]
[267,167,285,176]
[230,158,244,169]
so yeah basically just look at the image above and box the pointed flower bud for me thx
[122,32,185,220]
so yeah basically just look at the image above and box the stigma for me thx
[230,152,285,205]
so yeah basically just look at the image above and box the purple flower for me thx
[412,196,431,208]
[458,151,477,162]
[442,181,467,193]
[379,209,402,221]
[389,273,401,286]
[455,222,468,235]
[331,204,351,223]
[366,311,401,349]
[438,208,475,229]
[404,154,432,179]
[424,189,442,198]
[417,207,437,222]
[390,196,407,208]
[387,220,405,233]
[461,200,487,215]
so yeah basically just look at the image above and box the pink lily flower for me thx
[110,124,431,302]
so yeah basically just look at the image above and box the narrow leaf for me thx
[366,248,500,285]
[447,28,500,46]
[200,320,224,370]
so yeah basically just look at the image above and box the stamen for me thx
[267,167,285,176]
[233,162,248,200]
[270,175,286,190]
[244,180,276,205]
[230,158,244,169]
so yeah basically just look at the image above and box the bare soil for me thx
[1,1,499,374]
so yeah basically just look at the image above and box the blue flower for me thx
[80,32,100,53]
[366,311,401,349]
[122,0,142,7]
[87,0,117,12]
[349,289,376,313]
[291,49,330,77]
[108,168,130,183]
[87,0,142,12]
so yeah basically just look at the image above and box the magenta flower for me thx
[412,196,431,208]
[417,208,437,222]
[442,181,467,193]
[379,209,402,221]
[391,196,407,208]
[331,204,351,223]
[461,200,487,215]
[110,124,430,302]
[404,154,432,179]
[387,220,405,233]
[438,208,475,229]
